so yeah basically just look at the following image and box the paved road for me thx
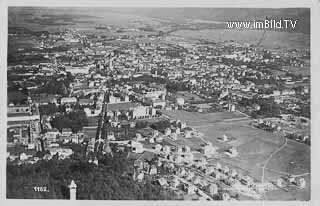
[98,91,107,140]
[95,91,107,151]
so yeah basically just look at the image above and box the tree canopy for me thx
[7,150,176,200]
[51,109,88,133]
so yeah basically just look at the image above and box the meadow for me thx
[163,110,310,200]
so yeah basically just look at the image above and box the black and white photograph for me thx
[2,0,318,203]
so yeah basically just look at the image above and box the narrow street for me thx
[173,175,213,200]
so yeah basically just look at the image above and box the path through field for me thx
[261,135,287,183]
[261,134,287,200]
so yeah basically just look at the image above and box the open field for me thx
[8,36,40,53]
[9,8,164,33]
[163,136,206,151]
[171,29,310,50]
[202,124,310,200]
[162,110,248,127]
[269,66,310,77]
[266,140,310,176]
[199,122,285,180]
[163,110,310,200]
[283,66,310,76]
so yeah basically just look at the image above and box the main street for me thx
[95,90,108,150]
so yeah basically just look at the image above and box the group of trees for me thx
[34,79,69,95]
[254,122,277,132]
[109,74,166,85]
[256,100,281,117]
[285,133,311,146]
[33,72,73,96]
[8,91,29,105]
[166,81,188,93]
[7,148,176,200]
[40,102,95,116]
[285,72,304,82]
[283,103,310,119]
[239,97,281,118]
[51,109,88,133]
[135,121,149,129]
[108,74,189,94]
[150,120,171,132]
[239,76,278,86]
[8,54,50,65]
[299,104,311,119]
[39,103,66,115]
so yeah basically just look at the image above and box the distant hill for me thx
[110,8,310,34]
[8,7,310,34]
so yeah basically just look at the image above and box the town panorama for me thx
[6,7,310,201]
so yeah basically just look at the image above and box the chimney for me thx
[68,180,77,200]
